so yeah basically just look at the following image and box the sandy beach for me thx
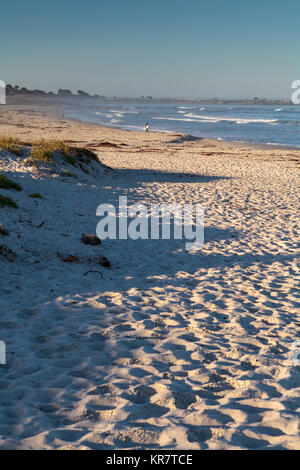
[0,105,299,450]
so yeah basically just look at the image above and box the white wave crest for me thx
[184,113,278,124]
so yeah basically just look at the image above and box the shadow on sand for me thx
[110,168,230,185]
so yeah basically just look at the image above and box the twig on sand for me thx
[83,270,103,278]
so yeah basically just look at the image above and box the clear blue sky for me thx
[1,0,299,98]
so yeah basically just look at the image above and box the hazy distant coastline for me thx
[5,84,292,106]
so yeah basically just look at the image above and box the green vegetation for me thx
[0,173,22,191]
[0,225,9,236]
[1,137,100,173]
[61,170,76,178]
[28,192,44,199]
[0,136,23,156]
[66,146,99,162]
[28,140,74,163]
[27,140,99,172]
[28,140,65,162]
[0,195,18,209]
[63,153,77,165]
[0,244,16,262]
[30,147,53,162]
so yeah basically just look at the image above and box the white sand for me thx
[0,106,299,449]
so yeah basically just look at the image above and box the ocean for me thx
[64,102,300,148]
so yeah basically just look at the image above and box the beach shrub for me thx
[0,195,18,209]
[0,174,22,191]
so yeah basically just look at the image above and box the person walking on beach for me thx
[145,122,149,132]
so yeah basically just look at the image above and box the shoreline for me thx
[2,103,300,151]
[64,111,300,151]
[61,105,300,151]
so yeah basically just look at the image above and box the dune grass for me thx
[0,174,22,191]
[0,194,18,209]
[63,153,77,165]
[29,147,53,162]
[28,140,69,162]
[27,140,96,165]
[0,136,24,156]
[28,192,44,199]
[61,170,76,178]
[0,244,17,262]
[0,225,9,236]
[1,136,100,171]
